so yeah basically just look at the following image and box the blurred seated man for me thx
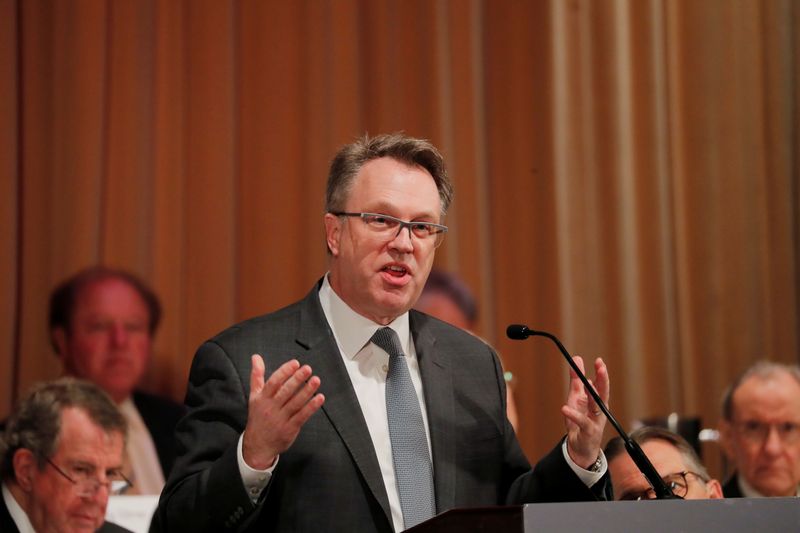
[718,361,800,497]
[49,267,186,495]
[605,426,723,500]
[414,269,519,432]
[0,378,132,532]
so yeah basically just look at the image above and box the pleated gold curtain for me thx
[2,0,798,472]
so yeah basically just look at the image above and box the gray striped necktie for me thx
[371,327,435,529]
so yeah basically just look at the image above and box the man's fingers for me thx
[262,359,302,397]
[569,356,586,392]
[594,357,610,404]
[282,375,322,414]
[250,354,266,397]
[288,383,326,427]
[561,404,590,430]
[271,364,314,406]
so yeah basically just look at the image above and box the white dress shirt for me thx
[318,275,430,532]
[118,398,166,495]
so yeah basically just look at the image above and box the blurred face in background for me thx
[415,291,472,331]
[720,372,800,496]
[53,277,152,403]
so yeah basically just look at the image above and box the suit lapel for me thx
[294,287,393,526]
[411,311,456,513]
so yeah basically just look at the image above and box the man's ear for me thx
[13,448,37,491]
[705,478,724,499]
[324,213,342,257]
[52,327,68,361]
[718,419,736,461]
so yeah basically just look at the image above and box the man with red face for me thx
[719,361,800,497]
[0,378,131,532]
[49,268,186,495]
[153,133,611,533]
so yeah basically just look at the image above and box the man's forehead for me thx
[69,277,151,322]
[641,440,687,472]
[74,277,139,304]
[734,373,800,406]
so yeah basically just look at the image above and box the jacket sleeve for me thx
[150,341,266,532]
[505,437,611,504]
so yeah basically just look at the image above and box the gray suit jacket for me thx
[152,282,607,532]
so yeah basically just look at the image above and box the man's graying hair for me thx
[0,378,127,481]
[604,426,712,483]
[325,133,454,217]
[721,360,800,421]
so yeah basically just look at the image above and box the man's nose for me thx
[389,224,414,251]
[110,324,128,346]
[763,425,785,455]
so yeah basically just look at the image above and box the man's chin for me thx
[752,475,797,497]
[101,380,138,401]
[370,298,414,323]
[65,516,104,532]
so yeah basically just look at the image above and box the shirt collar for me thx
[319,274,411,359]
[3,482,35,533]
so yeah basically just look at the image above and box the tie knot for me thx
[371,327,404,358]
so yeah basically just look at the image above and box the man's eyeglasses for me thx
[619,471,703,501]
[733,420,800,444]
[46,457,133,497]
[331,212,448,248]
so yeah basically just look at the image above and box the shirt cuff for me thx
[561,439,606,488]
[237,432,277,502]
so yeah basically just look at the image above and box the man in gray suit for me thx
[153,133,611,532]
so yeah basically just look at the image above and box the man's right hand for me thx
[242,355,325,469]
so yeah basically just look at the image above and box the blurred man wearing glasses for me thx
[0,378,132,532]
[719,361,800,497]
[154,133,611,532]
[605,426,723,500]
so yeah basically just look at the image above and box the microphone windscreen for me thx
[506,324,530,340]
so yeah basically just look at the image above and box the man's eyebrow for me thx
[68,459,95,469]
[363,202,439,220]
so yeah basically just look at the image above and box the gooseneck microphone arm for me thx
[506,324,677,499]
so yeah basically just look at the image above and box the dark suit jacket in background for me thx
[131,390,186,478]
[0,488,133,532]
[722,475,744,498]
[152,282,608,532]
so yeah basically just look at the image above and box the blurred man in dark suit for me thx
[0,378,132,532]
[415,268,520,432]
[605,426,723,500]
[154,133,612,532]
[50,267,186,495]
[719,361,800,497]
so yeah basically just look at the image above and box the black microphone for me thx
[507,324,678,499]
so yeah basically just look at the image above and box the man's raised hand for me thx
[242,355,325,469]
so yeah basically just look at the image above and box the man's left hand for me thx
[561,356,609,469]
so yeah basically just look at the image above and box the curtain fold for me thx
[3,0,798,469]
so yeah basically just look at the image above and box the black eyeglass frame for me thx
[624,470,707,501]
[331,212,448,248]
